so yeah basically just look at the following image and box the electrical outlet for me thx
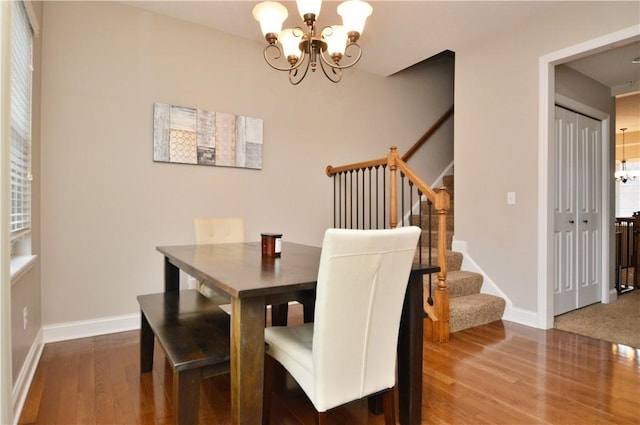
[23,307,28,330]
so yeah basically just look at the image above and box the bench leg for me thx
[140,312,154,373]
[174,368,202,425]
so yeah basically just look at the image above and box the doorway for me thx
[538,27,639,329]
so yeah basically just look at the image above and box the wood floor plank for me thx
[18,319,640,425]
[17,360,48,424]
[54,351,79,424]
[94,336,117,425]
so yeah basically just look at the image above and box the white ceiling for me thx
[122,1,640,132]
[122,1,570,76]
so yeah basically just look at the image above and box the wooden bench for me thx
[138,289,231,425]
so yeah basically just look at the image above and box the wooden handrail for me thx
[401,105,454,163]
[326,157,387,177]
[326,105,454,176]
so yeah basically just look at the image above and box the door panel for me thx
[577,114,601,307]
[553,107,577,315]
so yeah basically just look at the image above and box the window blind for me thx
[10,1,33,239]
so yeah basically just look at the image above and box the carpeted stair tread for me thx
[450,293,506,333]
[421,229,454,249]
[412,212,455,231]
[417,174,507,334]
[444,270,483,298]
[415,249,463,272]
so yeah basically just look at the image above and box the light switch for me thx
[507,192,516,205]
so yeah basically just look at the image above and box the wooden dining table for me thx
[157,241,438,425]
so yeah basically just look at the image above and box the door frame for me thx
[538,25,640,329]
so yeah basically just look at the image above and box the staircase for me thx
[417,175,506,333]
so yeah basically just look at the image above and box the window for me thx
[10,1,33,246]
[615,159,640,218]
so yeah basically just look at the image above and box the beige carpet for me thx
[554,290,640,348]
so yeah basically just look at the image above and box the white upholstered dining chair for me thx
[263,226,422,425]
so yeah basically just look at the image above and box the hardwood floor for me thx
[18,306,640,424]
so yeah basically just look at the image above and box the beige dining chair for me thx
[192,217,289,324]
[262,226,422,425]
[192,217,245,304]
[194,217,245,245]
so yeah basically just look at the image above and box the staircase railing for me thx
[615,213,639,294]
[326,146,451,343]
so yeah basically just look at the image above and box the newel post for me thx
[388,147,399,229]
[433,186,451,342]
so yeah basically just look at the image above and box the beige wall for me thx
[454,1,638,313]
[555,64,613,114]
[39,2,453,326]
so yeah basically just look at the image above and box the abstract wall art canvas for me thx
[153,103,263,169]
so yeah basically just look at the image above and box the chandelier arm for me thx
[318,42,363,70]
[263,44,307,72]
[318,55,342,83]
[289,56,312,85]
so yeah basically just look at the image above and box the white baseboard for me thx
[451,239,541,328]
[12,328,44,425]
[42,312,141,343]
[608,288,618,303]
[504,306,540,328]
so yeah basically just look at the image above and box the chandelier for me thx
[252,0,373,85]
[615,127,639,183]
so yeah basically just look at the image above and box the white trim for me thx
[538,25,640,330]
[608,288,618,302]
[11,328,43,425]
[431,160,454,191]
[42,313,140,343]
[9,255,36,285]
[555,94,609,123]
[505,306,539,329]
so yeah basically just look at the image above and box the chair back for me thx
[312,226,421,411]
[193,217,245,244]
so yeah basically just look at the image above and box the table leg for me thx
[270,303,288,326]
[230,296,266,425]
[397,271,424,425]
[164,257,179,292]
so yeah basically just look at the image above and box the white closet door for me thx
[553,106,602,315]
[554,107,577,315]
[576,114,601,307]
